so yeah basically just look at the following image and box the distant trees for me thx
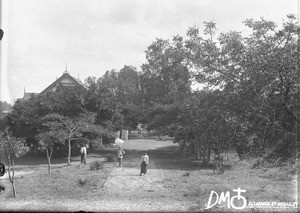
[139,36,192,136]
[8,97,43,146]
[39,84,86,117]
[0,114,9,132]
[0,101,12,116]
[84,66,143,138]
[7,85,110,156]
[140,37,192,105]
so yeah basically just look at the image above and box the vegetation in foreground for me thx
[0,142,297,212]
[0,160,114,204]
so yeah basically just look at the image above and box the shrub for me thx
[79,178,87,185]
[107,155,116,162]
[90,160,103,171]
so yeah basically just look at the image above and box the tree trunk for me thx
[7,156,11,181]
[207,148,212,164]
[119,129,122,139]
[46,149,51,175]
[7,155,16,197]
[67,139,71,165]
[12,182,16,198]
[263,127,267,151]
[98,137,104,149]
[11,158,16,198]
[202,146,207,165]
[197,149,200,160]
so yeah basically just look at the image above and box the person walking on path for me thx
[80,144,87,164]
[140,151,149,176]
[116,146,125,167]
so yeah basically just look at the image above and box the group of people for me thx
[116,146,149,176]
[80,144,150,176]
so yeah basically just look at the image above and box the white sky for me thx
[0,0,298,104]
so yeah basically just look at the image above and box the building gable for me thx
[40,71,85,95]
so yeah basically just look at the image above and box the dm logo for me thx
[205,188,247,210]
[0,163,5,177]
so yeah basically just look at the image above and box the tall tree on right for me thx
[184,15,299,160]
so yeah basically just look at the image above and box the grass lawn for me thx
[146,147,298,212]
[0,158,114,211]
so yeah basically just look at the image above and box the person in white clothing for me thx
[80,144,87,164]
[140,151,149,176]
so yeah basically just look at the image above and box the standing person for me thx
[117,146,125,167]
[80,144,87,164]
[140,151,149,176]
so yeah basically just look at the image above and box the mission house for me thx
[23,70,85,100]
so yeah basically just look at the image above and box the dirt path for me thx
[99,163,187,211]
[94,139,190,212]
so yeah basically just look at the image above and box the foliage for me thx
[0,101,12,116]
[145,103,181,136]
[107,155,116,162]
[173,91,233,162]
[179,15,299,160]
[0,114,9,131]
[90,160,104,171]
[141,15,299,162]
[140,37,192,105]
[0,128,29,197]
[84,66,143,133]
[138,36,193,135]
[0,129,29,159]
[40,111,108,165]
[7,85,86,150]
[35,133,63,175]
[39,85,86,117]
[8,98,43,145]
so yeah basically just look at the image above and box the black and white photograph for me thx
[0,0,299,212]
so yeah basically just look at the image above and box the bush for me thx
[90,160,103,171]
[79,178,87,185]
[107,155,116,162]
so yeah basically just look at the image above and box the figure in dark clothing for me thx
[140,151,149,176]
[80,144,87,164]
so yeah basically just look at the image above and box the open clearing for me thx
[0,138,298,212]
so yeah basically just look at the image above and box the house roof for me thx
[39,71,85,95]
